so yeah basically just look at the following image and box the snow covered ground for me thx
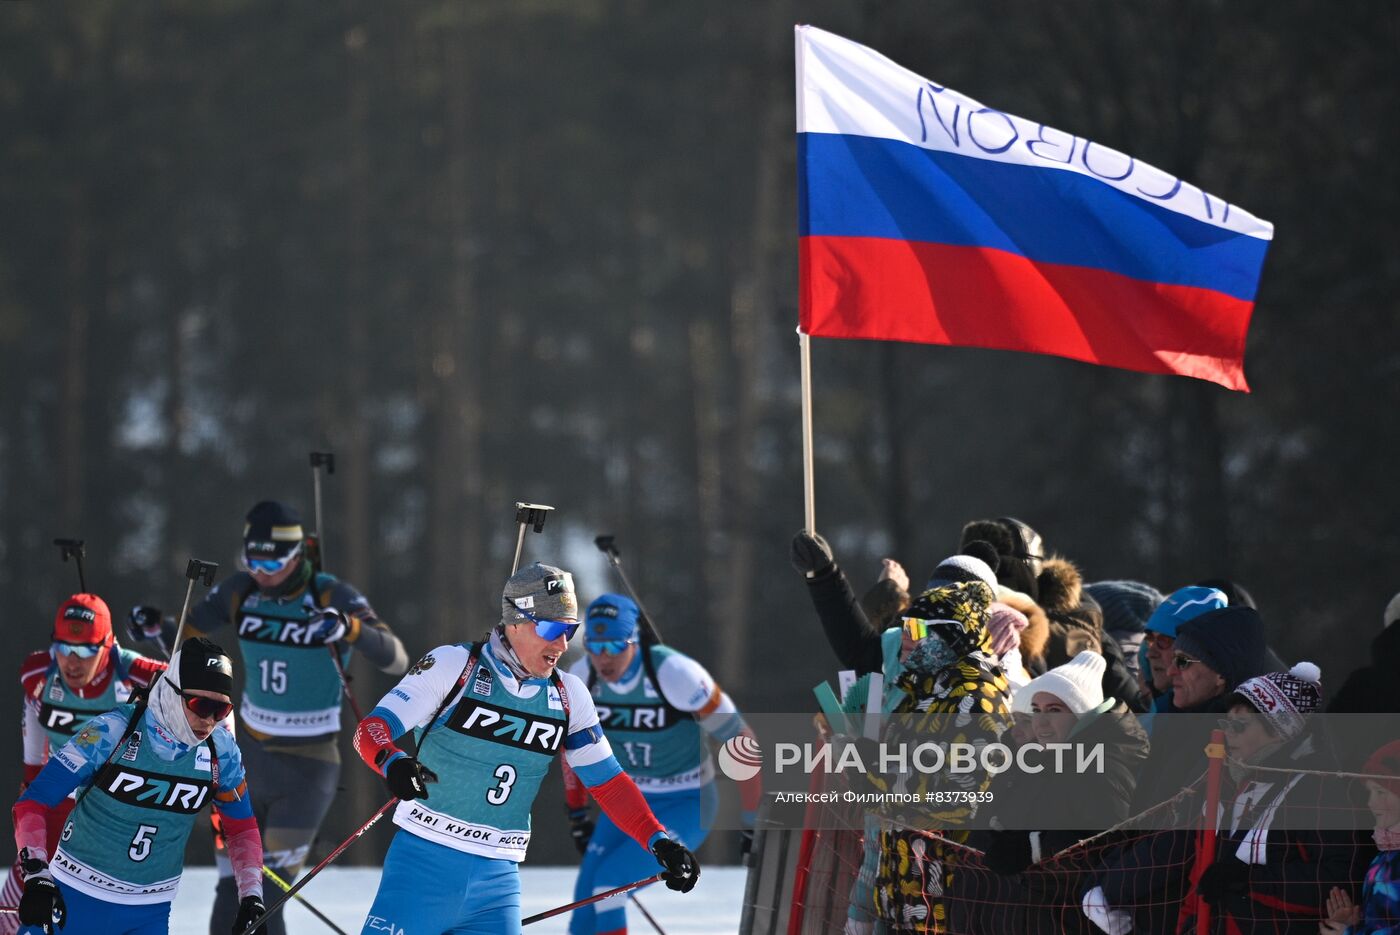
[168,865,747,933]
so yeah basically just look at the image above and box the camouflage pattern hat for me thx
[501,562,579,627]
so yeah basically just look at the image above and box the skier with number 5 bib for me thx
[2,594,167,934]
[352,563,701,935]
[129,500,409,934]
[10,638,268,935]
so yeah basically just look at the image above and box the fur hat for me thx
[961,518,1043,600]
[996,587,1050,664]
[1231,663,1323,740]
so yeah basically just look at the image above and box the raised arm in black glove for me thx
[651,836,701,892]
[790,531,835,577]
[384,754,439,800]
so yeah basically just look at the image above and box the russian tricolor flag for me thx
[796,26,1273,391]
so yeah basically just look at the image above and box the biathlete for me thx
[353,562,701,935]
[10,638,267,935]
[565,593,761,935]
[133,500,409,934]
[2,594,167,934]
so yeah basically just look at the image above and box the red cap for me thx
[53,594,113,646]
[1363,740,1400,797]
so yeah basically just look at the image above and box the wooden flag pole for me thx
[799,330,816,533]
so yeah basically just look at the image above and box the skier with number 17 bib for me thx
[565,593,761,935]
[353,563,701,935]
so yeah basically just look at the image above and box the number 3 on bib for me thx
[486,764,516,805]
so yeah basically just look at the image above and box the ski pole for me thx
[522,873,665,925]
[308,451,335,570]
[307,451,363,721]
[594,535,663,643]
[242,798,396,933]
[170,558,218,651]
[511,502,554,575]
[53,537,88,592]
[632,895,668,935]
[262,865,350,934]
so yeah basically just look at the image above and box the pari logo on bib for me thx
[717,734,763,782]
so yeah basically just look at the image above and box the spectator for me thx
[1327,593,1400,714]
[1188,664,1366,934]
[1087,606,1275,935]
[955,652,1149,935]
[1322,739,1400,934]
[1140,586,1230,722]
[1086,580,1164,688]
[840,578,1013,933]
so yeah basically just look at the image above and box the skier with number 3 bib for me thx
[352,563,700,935]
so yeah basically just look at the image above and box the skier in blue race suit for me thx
[564,593,761,935]
[10,638,268,935]
[352,562,701,935]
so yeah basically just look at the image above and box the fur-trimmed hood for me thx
[1036,556,1084,616]
[995,586,1050,664]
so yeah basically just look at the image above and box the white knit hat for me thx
[1023,650,1106,715]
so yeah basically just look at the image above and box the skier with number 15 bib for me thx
[353,563,701,935]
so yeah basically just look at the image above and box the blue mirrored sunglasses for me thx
[246,546,301,575]
[53,642,102,659]
[585,639,635,656]
[512,606,579,641]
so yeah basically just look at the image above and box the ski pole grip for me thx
[310,451,336,474]
[186,559,218,587]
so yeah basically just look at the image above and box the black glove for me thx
[18,851,66,931]
[790,531,834,576]
[651,837,700,893]
[127,604,170,643]
[233,894,268,934]
[568,808,595,854]
[385,755,438,800]
[984,831,1034,876]
[740,828,755,861]
[1196,858,1249,905]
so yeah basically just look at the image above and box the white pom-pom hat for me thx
[1232,662,1322,740]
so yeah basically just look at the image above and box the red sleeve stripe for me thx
[215,780,248,803]
[695,685,725,718]
[588,772,666,851]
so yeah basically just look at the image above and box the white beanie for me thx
[1023,650,1106,715]
[1010,683,1035,716]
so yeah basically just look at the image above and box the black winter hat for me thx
[174,637,235,697]
[244,500,304,557]
[1173,606,1273,691]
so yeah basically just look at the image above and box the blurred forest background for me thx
[1,0,1396,867]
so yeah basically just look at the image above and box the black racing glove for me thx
[233,894,268,934]
[307,606,350,645]
[385,755,438,801]
[790,531,834,576]
[127,604,172,644]
[18,850,66,932]
[651,837,700,893]
[1196,857,1250,905]
[568,807,595,854]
